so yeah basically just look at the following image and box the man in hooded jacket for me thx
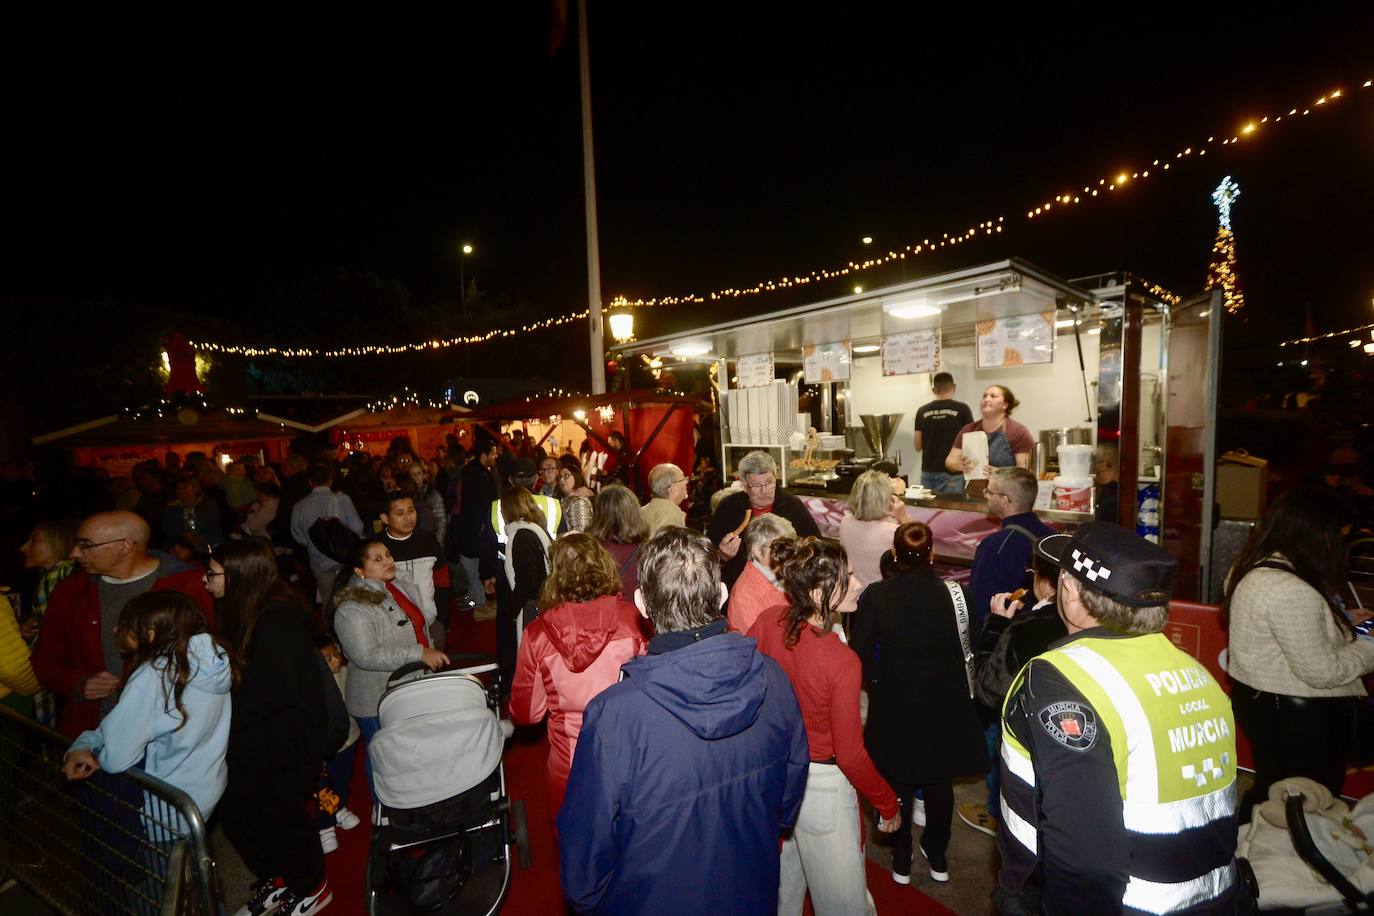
[557,526,809,915]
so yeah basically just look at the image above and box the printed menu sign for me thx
[803,341,851,383]
[976,311,1055,369]
[882,329,940,376]
[736,352,774,388]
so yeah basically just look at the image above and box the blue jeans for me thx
[315,742,359,829]
[921,471,967,496]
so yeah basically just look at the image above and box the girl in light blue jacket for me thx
[63,591,235,825]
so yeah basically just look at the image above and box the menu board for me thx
[803,341,851,383]
[882,329,940,376]
[735,352,774,388]
[976,311,1056,368]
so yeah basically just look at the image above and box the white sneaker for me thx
[913,797,927,827]
[319,826,338,854]
[334,807,360,830]
[278,880,333,915]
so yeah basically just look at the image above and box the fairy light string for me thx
[189,77,1368,358]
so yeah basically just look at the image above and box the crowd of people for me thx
[0,423,1371,915]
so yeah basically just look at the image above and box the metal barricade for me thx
[0,705,222,915]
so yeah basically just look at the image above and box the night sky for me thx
[4,5,1373,382]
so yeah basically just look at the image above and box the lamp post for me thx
[460,242,474,376]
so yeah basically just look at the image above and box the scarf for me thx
[503,520,552,589]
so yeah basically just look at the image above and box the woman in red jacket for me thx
[510,533,647,817]
[750,537,901,915]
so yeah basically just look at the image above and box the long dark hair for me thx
[117,591,234,731]
[214,539,313,661]
[773,537,850,648]
[1221,486,1355,633]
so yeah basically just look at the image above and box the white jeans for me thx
[778,763,877,916]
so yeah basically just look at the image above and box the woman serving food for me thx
[944,385,1033,474]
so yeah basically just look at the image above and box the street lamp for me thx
[608,310,635,343]
[460,242,475,376]
[460,243,474,308]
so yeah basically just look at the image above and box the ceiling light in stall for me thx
[882,295,943,319]
[670,342,712,357]
[853,344,881,354]
[1054,319,1082,329]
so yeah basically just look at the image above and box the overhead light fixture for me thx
[853,285,864,294]
[1054,318,1082,329]
[670,342,711,357]
[883,294,943,319]
[853,344,881,354]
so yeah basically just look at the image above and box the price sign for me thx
[803,341,851,383]
[736,352,774,388]
[882,329,940,376]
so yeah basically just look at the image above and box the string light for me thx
[187,76,1367,357]
[364,388,459,412]
[1279,320,1374,348]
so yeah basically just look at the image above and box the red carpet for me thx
[320,611,954,914]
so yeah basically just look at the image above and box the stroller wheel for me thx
[512,799,532,870]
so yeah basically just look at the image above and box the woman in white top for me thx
[1223,486,1374,820]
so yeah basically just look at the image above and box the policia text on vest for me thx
[996,630,1239,915]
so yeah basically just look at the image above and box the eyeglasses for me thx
[204,571,225,578]
[986,489,1005,498]
[74,538,127,552]
[744,478,777,491]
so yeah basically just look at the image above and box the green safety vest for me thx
[1001,632,1237,913]
[492,494,561,546]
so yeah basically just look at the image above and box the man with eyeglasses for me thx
[707,451,819,590]
[639,463,689,536]
[959,466,1053,840]
[536,457,561,499]
[31,511,214,739]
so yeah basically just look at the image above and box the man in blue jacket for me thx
[558,526,809,915]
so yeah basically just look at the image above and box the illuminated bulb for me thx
[1241,123,1256,134]
[1116,173,1127,184]
[853,285,863,294]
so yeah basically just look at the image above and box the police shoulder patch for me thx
[1038,701,1098,751]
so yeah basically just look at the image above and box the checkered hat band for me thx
[1070,547,1112,582]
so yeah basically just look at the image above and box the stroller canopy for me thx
[371,672,505,810]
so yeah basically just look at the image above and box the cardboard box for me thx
[1216,451,1268,519]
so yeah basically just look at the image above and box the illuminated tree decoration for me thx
[1205,176,1246,313]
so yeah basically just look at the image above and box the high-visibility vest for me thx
[1001,632,1237,914]
[492,494,561,547]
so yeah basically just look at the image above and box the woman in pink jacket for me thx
[510,533,647,816]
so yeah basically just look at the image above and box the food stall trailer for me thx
[612,258,1224,601]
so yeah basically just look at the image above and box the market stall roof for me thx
[464,389,699,422]
[611,258,1100,362]
[33,412,297,447]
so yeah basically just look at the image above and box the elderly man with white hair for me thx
[706,450,820,589]
[639,463,689,536]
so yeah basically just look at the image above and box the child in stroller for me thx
[366,655,529,915]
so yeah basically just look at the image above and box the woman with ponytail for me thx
[748,537,900,915]
[850,521,988,885]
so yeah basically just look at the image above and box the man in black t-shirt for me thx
[913,372,974,495]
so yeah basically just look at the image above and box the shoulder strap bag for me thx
[945,579,976,699]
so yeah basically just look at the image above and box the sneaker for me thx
[278,880,333,916]
[334,807,360,830]
[892,868,911,886]
[920,844,950,883]
[957,801,998,838]
[913,797,927,827]
[233,877,288,916]
[318,826,338,854]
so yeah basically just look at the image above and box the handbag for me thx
[945,579,976,699]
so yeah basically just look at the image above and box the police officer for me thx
[996,523,1240,915]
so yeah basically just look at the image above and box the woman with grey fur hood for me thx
[332,537,448,789]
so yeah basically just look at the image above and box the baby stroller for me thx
[366,655,530,915]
